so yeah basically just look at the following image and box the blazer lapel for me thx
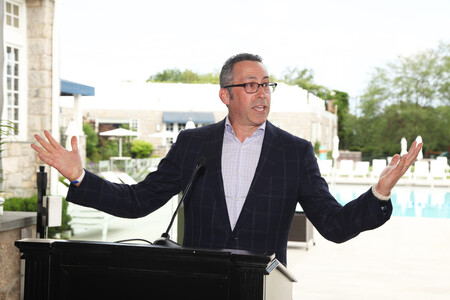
[232,121,280,232]
[203,119,232,231]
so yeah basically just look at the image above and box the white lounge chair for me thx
[413,161,430,181]
[317,159,333,177]
[436,157,449,171]
[101,171,137,184]
[430,159,447,180]
[353,161,370,178]
[68,172,137,241]
[68,203,113,241]
[337,160,354,177]
[371,159,387,181]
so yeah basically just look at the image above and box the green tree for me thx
[280,67,330,99]
[355,42,450,156]
[328,90,351,149]
[83,123,100,162]
[279,68,353,151]
[130,140,154,158]
[98,137,119,159]
[147,68,219,84]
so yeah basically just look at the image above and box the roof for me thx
[162,112,215,124]
[60,79,95,96]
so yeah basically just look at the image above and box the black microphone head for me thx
[153,237,181,248]
[197,156,206,168]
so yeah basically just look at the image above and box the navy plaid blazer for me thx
[67,119,392,265]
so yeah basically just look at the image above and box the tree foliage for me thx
[83,122,131,162]
[353,42,450,156]
[278,67,352,149]
[83,123,100,162]
[130,140,154,158]
[330,90,352,149]
[147,68,219,84]
[279,67,330,99]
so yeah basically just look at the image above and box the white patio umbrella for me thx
[400,137,408,156]
[332,135,340,167]
[99,128,138,157]
[185,118,196,129]
[64,120,83,151]
[415,136,423,160]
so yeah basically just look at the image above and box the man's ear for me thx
[219,88,230,105]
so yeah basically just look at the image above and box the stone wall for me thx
[3,143,37,198]
[0,211,36,300]
[2,0,55,198]
[27,0,55,140]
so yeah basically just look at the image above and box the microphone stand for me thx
[153,157,205,247]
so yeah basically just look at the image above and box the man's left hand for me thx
[375,140,423,197]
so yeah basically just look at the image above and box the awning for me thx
[162,112,215,124]
[60,79,95,96]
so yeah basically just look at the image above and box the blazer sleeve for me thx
[66,132,186,218]
[298,142,392,243]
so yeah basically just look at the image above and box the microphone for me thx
[153,157,206,247]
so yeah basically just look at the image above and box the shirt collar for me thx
[225,116,266,137]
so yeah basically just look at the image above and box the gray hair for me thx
[219,53,263,88]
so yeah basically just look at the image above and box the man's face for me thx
[220,61,271,131]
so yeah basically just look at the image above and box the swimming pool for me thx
[329,184,450,219]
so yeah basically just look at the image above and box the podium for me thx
[15,238,297,300]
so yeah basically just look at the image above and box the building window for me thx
[6,46,20,135]
[177,123,186,131]
[166,123,174,132]
[6,1,20,28]
[130,119,138,131]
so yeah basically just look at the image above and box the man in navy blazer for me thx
[32,53,422,265]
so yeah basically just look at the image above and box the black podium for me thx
[15,238,297,300]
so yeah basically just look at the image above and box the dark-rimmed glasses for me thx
[223,82,277,94]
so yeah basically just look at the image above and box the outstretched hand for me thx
[375,140,423,196]
[31,130,83,182]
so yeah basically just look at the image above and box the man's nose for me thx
[256,84,266,97]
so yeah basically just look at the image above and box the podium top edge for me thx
[15,238,275,264]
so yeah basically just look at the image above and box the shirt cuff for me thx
[70,169,85,185]
[372,185,390,201]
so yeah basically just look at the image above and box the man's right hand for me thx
[31,130,84,184]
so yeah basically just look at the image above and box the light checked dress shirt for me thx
[221,117,265,230]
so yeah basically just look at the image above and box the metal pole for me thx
[36,166,47,238]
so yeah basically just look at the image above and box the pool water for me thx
[329,185,450,219]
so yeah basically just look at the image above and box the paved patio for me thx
[70,199,450,300]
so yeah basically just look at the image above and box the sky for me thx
[58,0,450,101]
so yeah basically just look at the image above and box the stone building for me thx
[0,0,94,198]
[60,81,338,158]
[0,0,59,198]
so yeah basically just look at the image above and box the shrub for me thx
[4,195,72,238]
[131,140,153,158]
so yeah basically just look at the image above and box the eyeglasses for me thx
[223,82,277,94]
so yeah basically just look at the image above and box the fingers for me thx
[44,130,63,151]
[396,140,423,173]
[404,141,422,166]
[389,154,400,166]
[33,133,53,153]
[32,131,62,166]
[70,136,79,152]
